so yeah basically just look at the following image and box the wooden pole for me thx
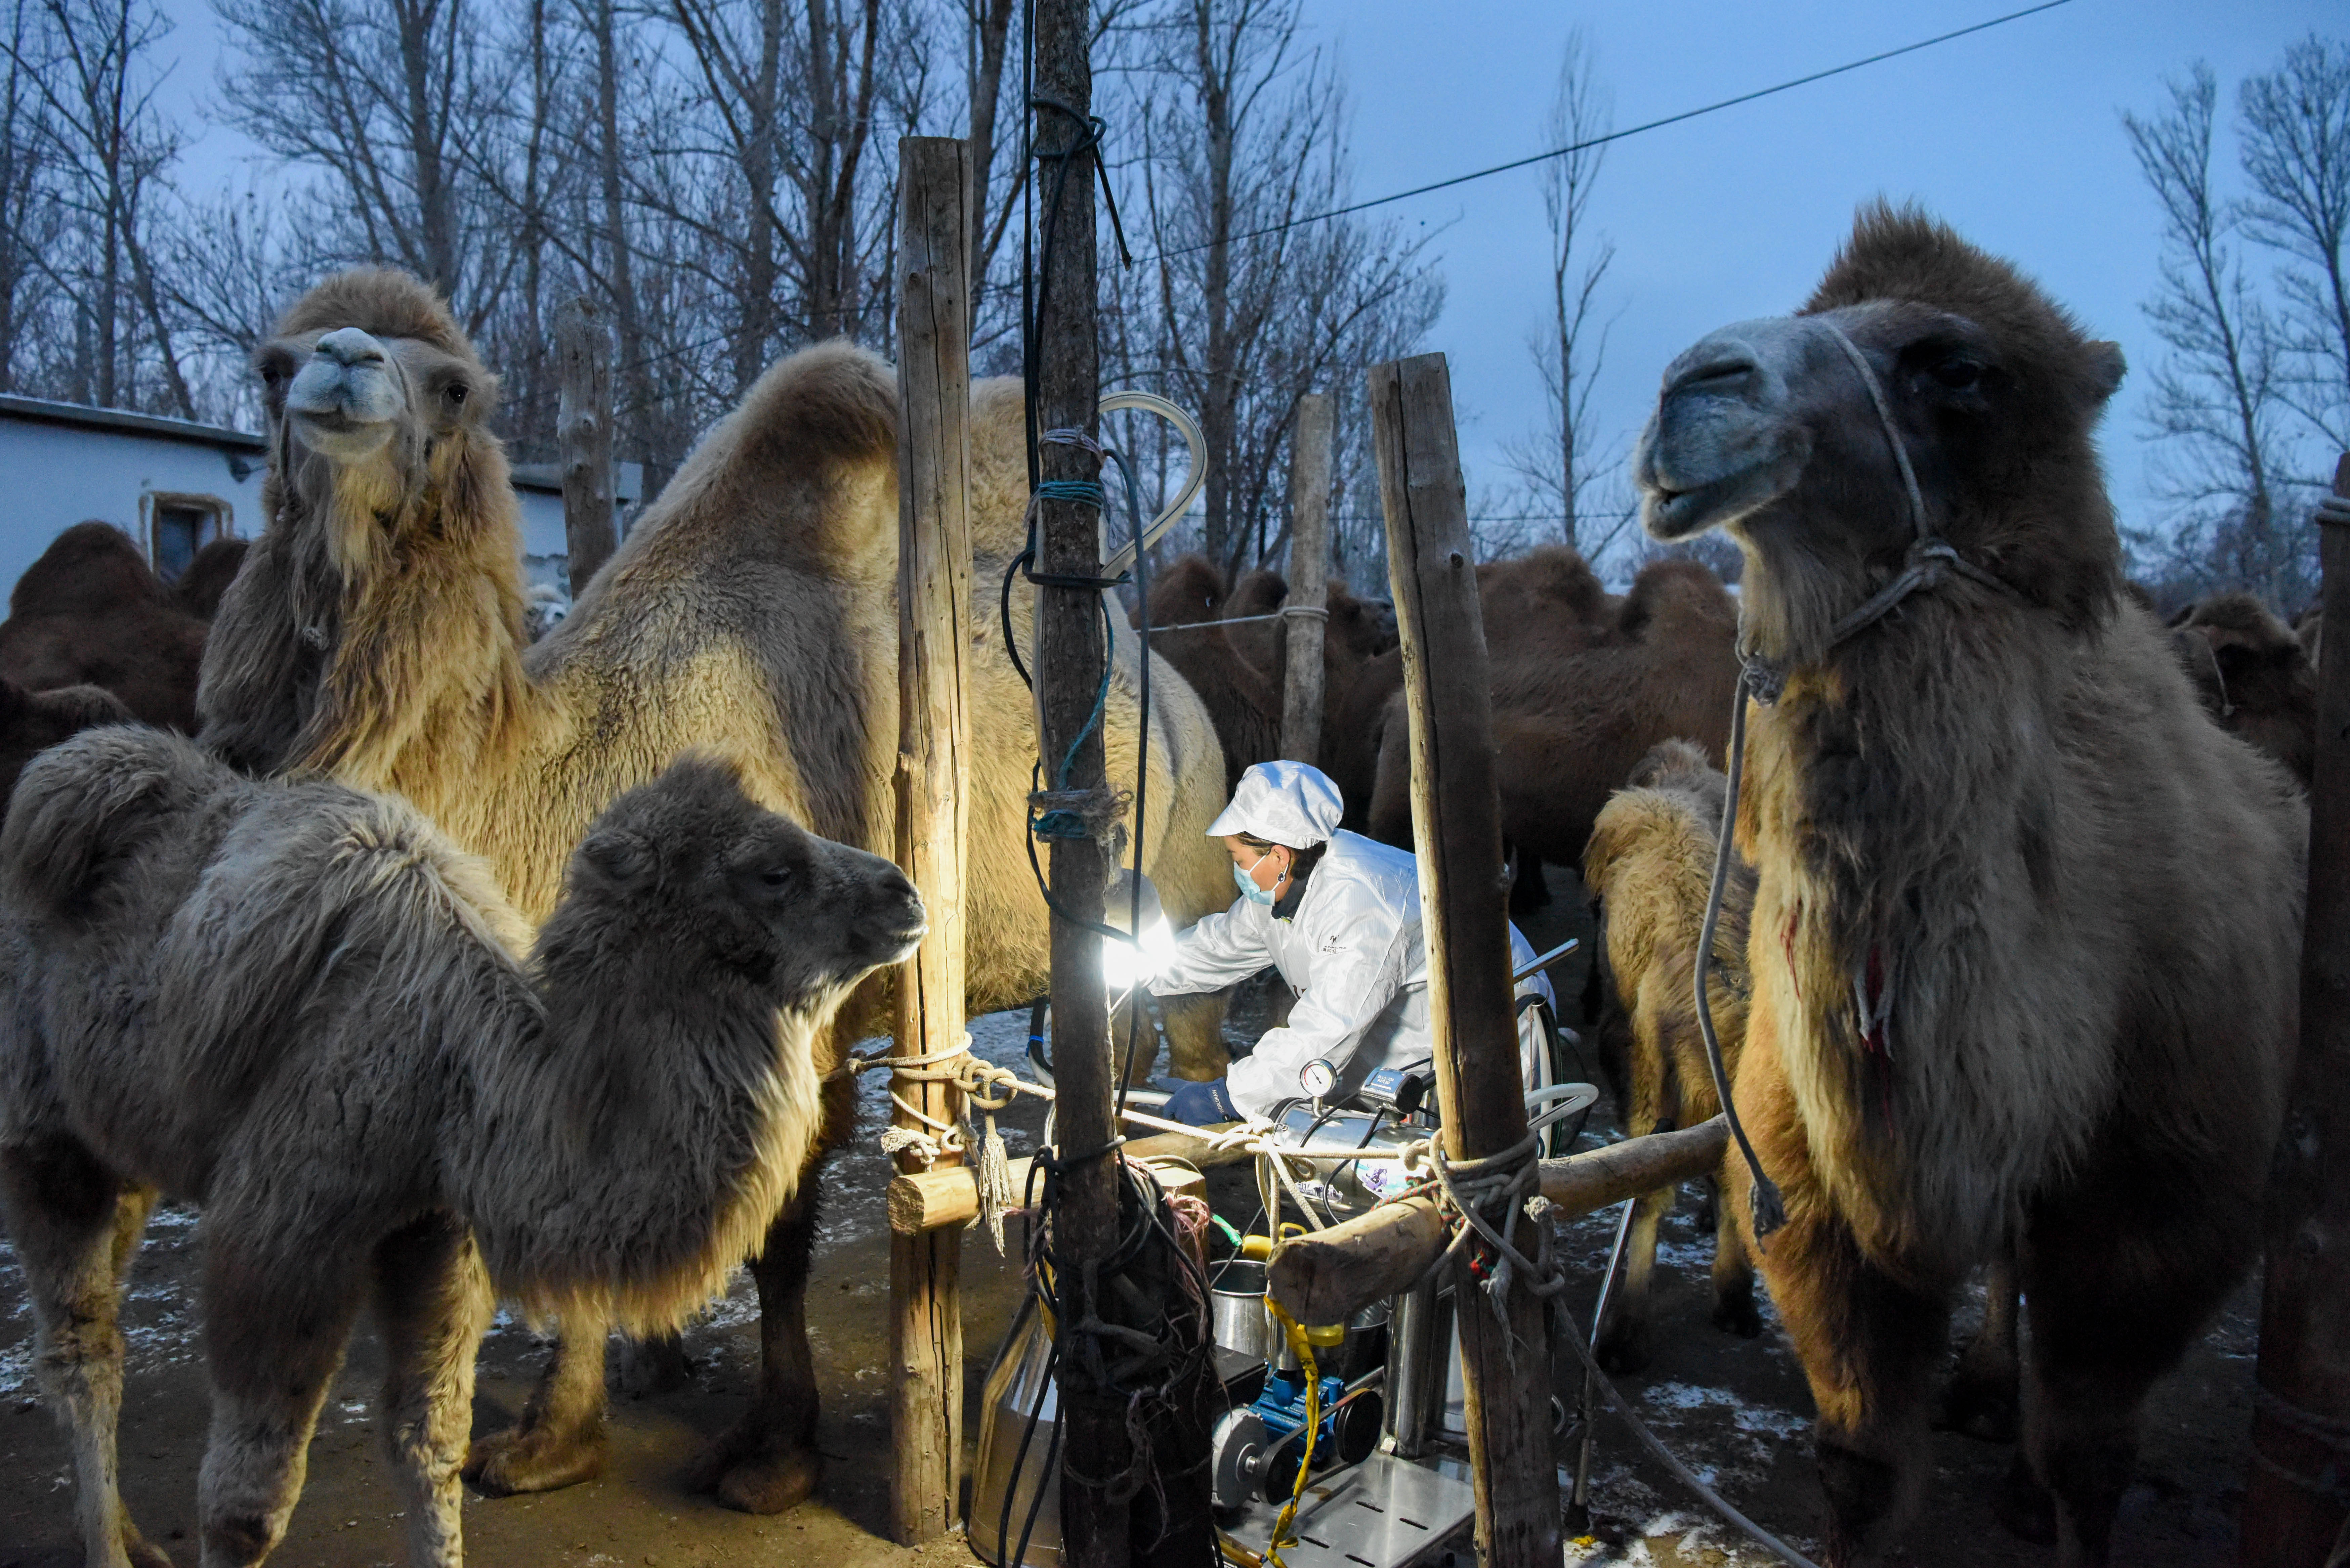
[2245,452,2350,1567]
[1370,351,1562,1568]
[1030,12,1130,1567]
[887,135,974,1547]
[1279,391,1334,763]
[553,296,617,592]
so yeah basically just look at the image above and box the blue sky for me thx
[150,0,2341,549]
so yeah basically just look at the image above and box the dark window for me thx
[153,503,221,584]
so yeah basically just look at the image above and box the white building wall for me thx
[0,417,265,599]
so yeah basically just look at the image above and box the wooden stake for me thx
[1370,352,1562,1568]
[1280,391,1335,763]
[553,296,617,591]
[2245,452,2350,1567]
[887,135,975,1547]
[1029,11,1130,1566]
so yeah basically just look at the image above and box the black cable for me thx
[1143,0,2078,262]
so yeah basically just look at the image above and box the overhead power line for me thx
[1149,0,2079,261]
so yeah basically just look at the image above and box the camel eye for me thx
[759,867,790,888]
[1930,358,1982,392]
[445,382,469,407]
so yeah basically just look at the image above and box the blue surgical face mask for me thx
[1232,849,1277,906]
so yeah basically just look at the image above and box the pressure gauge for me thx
[1299,1058,1338,1099]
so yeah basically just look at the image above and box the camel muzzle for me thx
[285,327,406,458]
[1637,318,1815,542]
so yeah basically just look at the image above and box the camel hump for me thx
[0,725,215,917]
[722,342,898,471]
[11,522,169,619]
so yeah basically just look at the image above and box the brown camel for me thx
[169,536,250,620]
[0,521,209,732]
[196,269,1232,1512]
[1135,553,1281,790]
[0,679,133,819]
[1635,204,2302,1565]
[2168,590,2314,786]
[1365,557,1740,867]
[0,734,920,1568]
[1581,738,1760,1372]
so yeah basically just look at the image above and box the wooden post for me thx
[2245,452,2350,1567]
[887,135,974,1547]
[1030,11,1130,1568]
[1369,352,1562,1568]
[554,296,617,591]
[1280,391,1335,763]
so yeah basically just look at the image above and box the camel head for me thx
[251,268,507,580]
[542,754,927,1012]
[1634,204,2128,664]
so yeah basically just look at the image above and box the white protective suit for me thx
[1143,828,1557,1118]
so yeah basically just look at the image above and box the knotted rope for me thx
[856,1034,1021,1253]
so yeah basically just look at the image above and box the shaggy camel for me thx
[0,522,210,732]
[2168,591,2314,786]
[1365,557,1739,868]
[196,268,1232,1511]
[1581,739,1760,1373]
[0,734,923,1568]
[1635,205,2302,1565]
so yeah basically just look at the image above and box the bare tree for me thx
[1502,30,1617,555]
[2238,34,2350,462]
[2126,64,2306,606]
[0,0,61,394]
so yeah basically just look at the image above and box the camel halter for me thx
[1695,317,2018,1245]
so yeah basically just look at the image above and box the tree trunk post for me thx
[1280,391,1334,763]
[1030,11,1130,1567]
[2245,452,2350,1567]
[554,296,617,593]
[887,134,975,1547]
[1369,352,1562,1568]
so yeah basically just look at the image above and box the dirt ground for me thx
[0,878,2259,1567]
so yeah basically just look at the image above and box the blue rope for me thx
[1034,479,1104,508]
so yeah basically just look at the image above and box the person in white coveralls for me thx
[1135,759,1556,1125]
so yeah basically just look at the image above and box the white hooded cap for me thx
[1207,760,1345,847]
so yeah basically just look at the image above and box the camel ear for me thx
[578,828,654,890]
[2085,341,2126,403]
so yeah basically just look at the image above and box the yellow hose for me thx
[1263,1301,1321,1568]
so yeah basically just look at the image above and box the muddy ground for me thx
[1,883,2257,1567]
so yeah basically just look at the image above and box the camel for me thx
[1581,739,1760,1372]
[0,734,923,1568]
[1135,553,1281,790]
[0,522,210,732]
[0,679,133,819]
[1634,204,2303,1566]
[196,268,1232,1512]
[1364,557,1740,869]
[2167,590,2314,786]
[170,537,250,621]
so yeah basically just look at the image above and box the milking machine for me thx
[970,940,1594,1568]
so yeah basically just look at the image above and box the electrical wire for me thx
[1144,0,2078,262]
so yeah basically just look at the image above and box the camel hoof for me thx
[620,1333,696,1397]
[463,1422,607,1495]
[685,1423,823,1515]
[1936,1368,2019,1443]
[121,1526,176,1568]
[1995,1455,2057,1545]
[1710,1290,1764,1340]
[1593,1323,1651,1375]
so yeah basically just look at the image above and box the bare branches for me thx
[2238,35,2350,457]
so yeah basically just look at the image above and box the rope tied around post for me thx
[858,1035,1023,1253]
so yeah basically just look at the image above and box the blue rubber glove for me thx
[1162,1078,1240,1126]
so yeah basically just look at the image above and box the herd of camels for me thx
[0,204,2317,1568]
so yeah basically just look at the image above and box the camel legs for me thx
[685,1181,826,1513]
[1708,1181,1762,1340]
[459,1313,611,1494]
[372,1213,493,1568]
[196,1222,371,1568]
[1726,1041,1951,1568]
[1938,1253,2021,1442]
[1593,1182,1673,1373]
[0,1138,166,1568]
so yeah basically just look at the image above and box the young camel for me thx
[196,270,1232,1508]
[0,734,922,1568]
[1635,204,2302,1565]
[1580,739,1760,1372]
